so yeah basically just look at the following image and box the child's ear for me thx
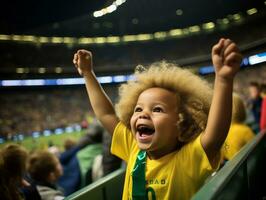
[48,172,56,182]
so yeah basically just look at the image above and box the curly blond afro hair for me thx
[115,62,213,143]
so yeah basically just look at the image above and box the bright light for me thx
[94,37,106,44]
[12,35,22,41]
[0,35,10,40]
[22,35,36,42]
[93,0,126,18]
[123,35,136,42]
[55,67,63,73]
[247,8,257,15]
[232,14,241,21]
[38,68,46,73]
[248,53,266,65]
[107,4,117,13]
[188,25,200,33]
[16,68,24,73]
[221,18,229,24]
[93,11,103,17]
[137,34,153,41]
[39,37,49,43]
[176,9,183,16]
[51,37,63,43]
[202,22,215,30]
[169,29,182,36]
[63,37,75,44]
[154,32,167,39]
[106,36,120,43]
[78,38,93,44]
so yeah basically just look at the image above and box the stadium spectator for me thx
[27,150,64,200]
[73,38,242,199]
[0,144,40,200]
[223,94,255,160]
[247,82,262,133]
[57,121,103,196]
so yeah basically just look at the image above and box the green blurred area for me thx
[0,130,86,151]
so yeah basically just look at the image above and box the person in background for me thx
[27,150,64,200]
[223,94,255,160]
[247,82,262,133]
[0,144,40,200]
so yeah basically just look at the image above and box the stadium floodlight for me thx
[137,34,153,41]
[93,0,126,18]
[123,35,137,42]
[39,37,49,43]
[16,68,25,73]
[55,67,63,73]
[202,22,215,30]
[63,37,75,44]
[107,4,117,13]
[154,32,167,39]
[106,36,120,43]
[94,37,106,44]
[38,68,46,74]
[232,14,241,21]
[246,8,257,15]
[21,35,36,42]
[78,37,94,44]
[188,25,200,33]
[221,18,229,24]
[51,37,63,43]
[169,29,182,36]
[0,34,10,40]
[12,35,22,41]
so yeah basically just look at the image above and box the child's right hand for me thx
[73,50,93,76]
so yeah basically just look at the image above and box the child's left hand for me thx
[212,38,242,80]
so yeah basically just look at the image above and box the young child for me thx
[27,150,64,200]
[73,38,242,200]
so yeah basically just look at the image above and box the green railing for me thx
[65,168,125,200]
[192,131,266,200]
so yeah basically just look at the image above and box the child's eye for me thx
[134,107,142,112]
[153,107,163,112]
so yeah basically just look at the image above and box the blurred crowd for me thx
[0,120,122,200]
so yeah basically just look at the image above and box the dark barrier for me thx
[192,131,266,200]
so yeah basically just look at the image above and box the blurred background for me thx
[0,0,265,154]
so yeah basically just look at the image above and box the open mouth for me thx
[136,124,155,137]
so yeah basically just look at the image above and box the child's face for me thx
[130,87,180,159]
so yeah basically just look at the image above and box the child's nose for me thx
[139,111,150,119]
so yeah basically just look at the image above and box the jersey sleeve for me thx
[111,122,135,162]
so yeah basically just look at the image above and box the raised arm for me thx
[201,38,242,161]
[73,50,119,135]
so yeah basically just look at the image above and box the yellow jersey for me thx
[111,122,220,200]
[223,123,255,160]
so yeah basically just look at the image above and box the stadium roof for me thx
[0,0,265,37]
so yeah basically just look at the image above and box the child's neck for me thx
[146,144,180,160]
